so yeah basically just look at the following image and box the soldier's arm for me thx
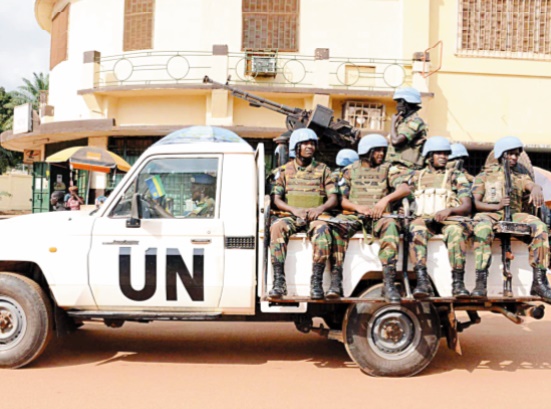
[390,114,407,146]
[524,180,544,208]
[273,194,308,219]
[372,183,411,219]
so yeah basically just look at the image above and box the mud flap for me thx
[445,304,462,355]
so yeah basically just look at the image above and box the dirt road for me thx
[2,311,551,409]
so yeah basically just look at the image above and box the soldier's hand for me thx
[498,196,510,210]
[356,205,372,217]
[391,113,402,126]
[434,208,452,222]
[372,199,389,219]
[529,186,544,208]
[292,208,308,220]
[307,206,324,221]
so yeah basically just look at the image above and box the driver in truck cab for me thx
[269,128,338,300]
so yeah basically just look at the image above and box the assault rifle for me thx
[203,76,360,165]
[501,156,515,298]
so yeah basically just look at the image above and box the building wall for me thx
[426,0,551,145]
[0,175,32,211]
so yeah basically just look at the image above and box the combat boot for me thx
[268,262,287,299]
[326,266,343,299]
[451,268,470,298]
[471,269,488,298]
[413,266,434,299]
[381,265,401,304]
[310,263,325,300]
[530,268,551,303]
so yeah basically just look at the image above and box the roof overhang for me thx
[34,0,56,32]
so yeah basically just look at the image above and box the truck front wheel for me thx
[0,273,53,369]
[343,285,440,377]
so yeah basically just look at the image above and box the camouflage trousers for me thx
[410,217,472,270]
[330,215,401,268]
[270,216,332,264]
[473,212,549,270]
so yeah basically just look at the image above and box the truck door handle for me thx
[191,239,211,245]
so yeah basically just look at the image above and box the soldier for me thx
[447,143,474,183]
[409,136,472,299]
[471,136,551,300]
[333,134,412,303]
[188,174,216,218]
[387,87,428,171]
[325,148,360,299]
[269,128,338,300]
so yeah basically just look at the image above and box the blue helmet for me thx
[494,136,523,159]
[289,149,296,159]
[358,134,388,156]
[289,128,318,152]
[422,136,452,157]
[393,87,422,104]
[336,149,359,167]
[449,143,469,160]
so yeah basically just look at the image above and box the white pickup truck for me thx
[0,126,547,377]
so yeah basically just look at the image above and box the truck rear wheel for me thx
[343,284,440,377]
[0,273,53,369]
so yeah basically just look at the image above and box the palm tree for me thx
[3,72,49,131]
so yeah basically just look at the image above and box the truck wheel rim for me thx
[368,306,419,360]
[0,297,27,350]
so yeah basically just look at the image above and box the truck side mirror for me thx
[126,193,143,228]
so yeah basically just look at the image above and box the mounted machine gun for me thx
[203,76,361,167]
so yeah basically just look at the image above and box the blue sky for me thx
[0,1,50,91]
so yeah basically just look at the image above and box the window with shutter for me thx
[458,0,551,59]
[50,4,70,69]
[242,0,300,52]
[123,0,155,52]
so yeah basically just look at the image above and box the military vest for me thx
[285,161,326,208]
[414,168,458,217]
[348,161,391,207]
[386,114,427,169]
[481,165,524,214]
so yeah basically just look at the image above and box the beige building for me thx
[2,0,551,209]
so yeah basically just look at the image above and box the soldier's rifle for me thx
[203,76,360,149]
[501,156,515,297]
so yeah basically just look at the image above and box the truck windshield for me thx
[110,157,219,219]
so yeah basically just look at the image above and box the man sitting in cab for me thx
[269,128,338,300]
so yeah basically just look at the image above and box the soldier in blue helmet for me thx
[387,87,428,171]
[408,136,473,299]
[471,136,551,300]
[447,142,474,183]
[269,128,338,300]
[331,134,412,302]
[187,173,216,218]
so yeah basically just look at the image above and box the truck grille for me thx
[225,236,256,249]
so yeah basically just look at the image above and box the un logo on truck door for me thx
[119,247,205,301]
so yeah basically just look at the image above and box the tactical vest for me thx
[481,166,524,214]
[285,162,326,208]
[386,114,427,170]
[348,161,391,207]
[414,168,458,217]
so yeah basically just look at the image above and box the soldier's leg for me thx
[442,222,471,297]
[269,217,299,298]
[309,220,332,300]
[374,218,401,303]
[471,213,498,298]
[409,218,434,299]
[513,213,551,301]
[327,217,361,299]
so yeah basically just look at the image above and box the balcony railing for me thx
[92,48,422,91]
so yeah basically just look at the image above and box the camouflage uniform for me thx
[446,160,475,184]
[472,164,549,270]
[270,159,337,265]
[386,112,428,171]
[409,168,472,270]
[332,162,413,268]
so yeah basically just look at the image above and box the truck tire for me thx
[0,273,53,369]
[343,284,440,377]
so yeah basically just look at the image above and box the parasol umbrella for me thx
[45,146,131,173]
